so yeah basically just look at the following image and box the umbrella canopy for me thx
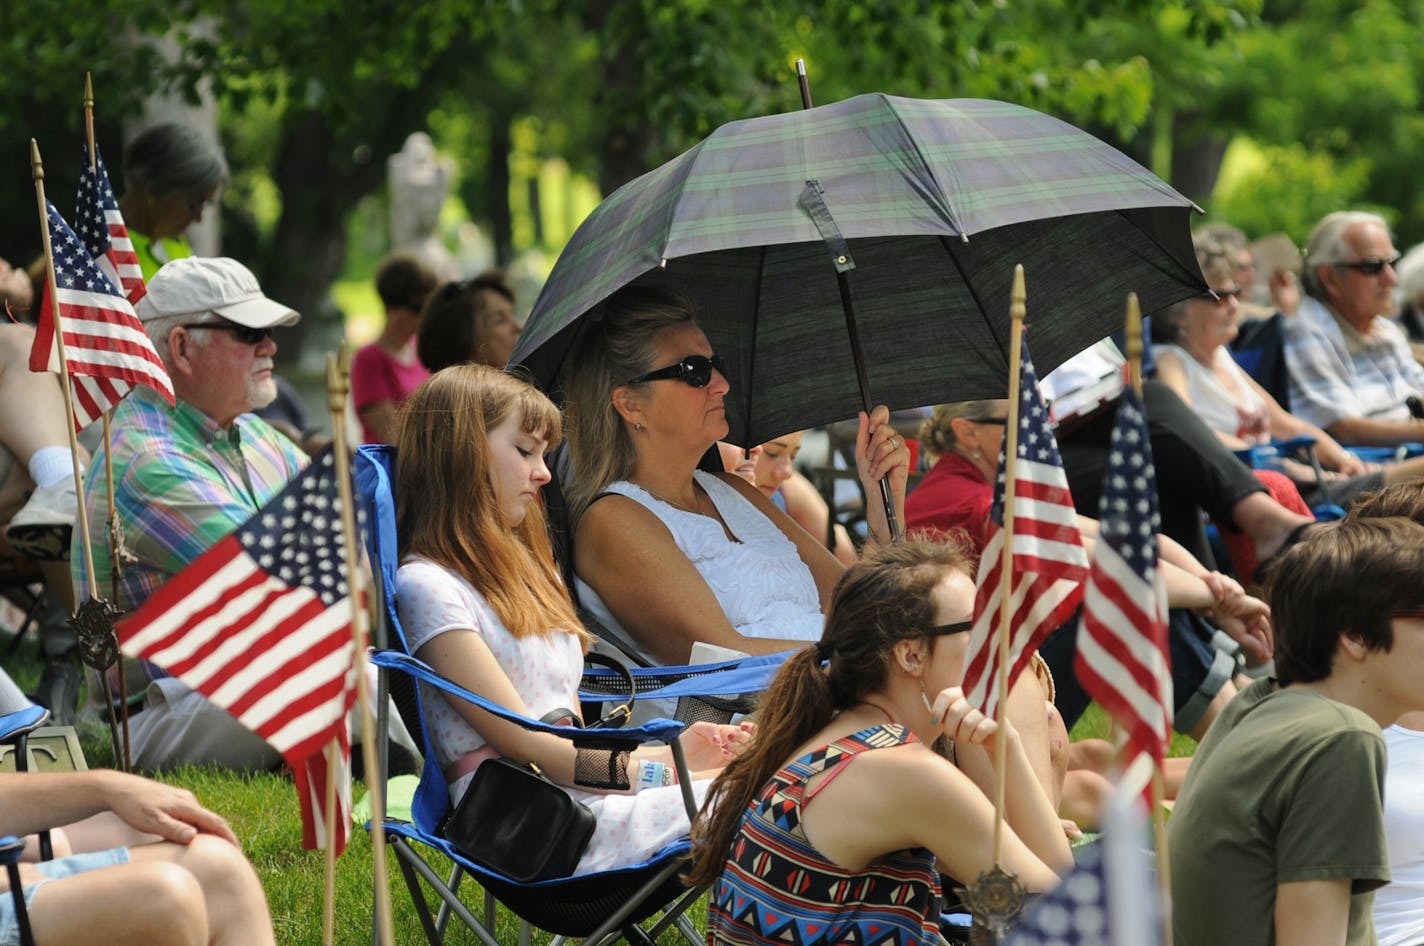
[513,93,1206,447]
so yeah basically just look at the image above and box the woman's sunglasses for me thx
[181,320,274,346]
[932,620,973,636]
[626,353,728,388]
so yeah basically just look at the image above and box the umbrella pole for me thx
[834,273,903,542]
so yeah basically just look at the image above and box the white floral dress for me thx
[396,557,707,874]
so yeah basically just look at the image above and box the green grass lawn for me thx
[7,633,1195,944]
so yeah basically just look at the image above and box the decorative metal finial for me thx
[958,865,1028,944]
[71,596,123,672]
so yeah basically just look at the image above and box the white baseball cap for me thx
[136,256,300,328]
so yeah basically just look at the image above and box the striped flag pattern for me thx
[29,200,172,431]
[1074,385,1172,804]
[117,448,359,853]
[75,142,146,305]
[963,336,1089,719]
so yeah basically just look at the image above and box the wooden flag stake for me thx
[30,141,99,602]
[82,71,133,773]
[327,344,394,946]
[1125,292,1174,946]
[992,264,1028,867]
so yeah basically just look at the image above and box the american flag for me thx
[1074,385,1171,805]
[29,200,173,431]
[117,448,359,853]
[75,142,145,305]
[963,336,1089,719]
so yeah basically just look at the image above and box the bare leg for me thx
[1231,492,1313,564]
[955,672,1063,808]
[0,324,80,468]
[27,858,209,946]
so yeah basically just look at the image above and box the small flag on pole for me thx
[75,141,145,305]
[962,336,1089,718]
[1074,385,1172,804]
[117,448,359,853]
[29,201,172,430]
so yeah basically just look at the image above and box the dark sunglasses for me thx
[932,620,974,636]
[1335,255,1401,276]
[968,416,1008,426]
[181,320,274,346]
[1206,286,1242,305]
[1390,610,1424,622]
[626,353,728,388]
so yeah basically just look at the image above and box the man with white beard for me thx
[73,256,307,771]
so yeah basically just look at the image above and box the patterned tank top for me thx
[707,724,942,945]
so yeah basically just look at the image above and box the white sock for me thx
[28,446,80,490]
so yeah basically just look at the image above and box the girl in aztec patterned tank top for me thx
[688,541,1072,945]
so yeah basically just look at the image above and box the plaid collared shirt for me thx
[73,385,308,613]
[1284,295,1424,430]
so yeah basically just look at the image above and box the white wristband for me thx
[636,760,672,791]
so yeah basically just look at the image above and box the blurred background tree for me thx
[2,0,1420,368]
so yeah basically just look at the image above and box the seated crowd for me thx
[6,204,1424,946]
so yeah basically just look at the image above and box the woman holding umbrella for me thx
[563,286,912,666]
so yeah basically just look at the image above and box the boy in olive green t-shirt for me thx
[1170,517,1424,946]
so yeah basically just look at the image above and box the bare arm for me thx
[1155,351,1252,450]
[1274,879,1351,946]
[0,771,238,846]
[416,631,743,786]
[1245,373,1365,474]
[358,399,398,445]
[802,745,1064,892]
[1327,414,1424,448]
[574,493,815,664]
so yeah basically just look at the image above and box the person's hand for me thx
[1206,593,1274,664]
[927,686,1002,750]
[101,771,240,847]
[855,405,911,497]
[1200,571,1245,611]
[1269,269,1300,317]
[678,720,756,770]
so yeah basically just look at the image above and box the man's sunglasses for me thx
[181,320,274,346]
[626,353,728,388]
[1335,255,1401,276]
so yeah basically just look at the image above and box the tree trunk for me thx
[490,116,514,267]
[584,0,657,195]
[1169,113,1231,207]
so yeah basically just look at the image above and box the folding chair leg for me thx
[433,862,465,937]
[638,886,706,946]
[581,859,686,946]
[389,836,501,946]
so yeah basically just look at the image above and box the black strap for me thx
[539,653,636,730]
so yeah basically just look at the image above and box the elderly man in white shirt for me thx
[1285,211,1424,447]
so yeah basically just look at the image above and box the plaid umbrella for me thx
[514,93,1205,450]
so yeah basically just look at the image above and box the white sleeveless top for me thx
[575,470,824,665]
[1156,343,1270,444]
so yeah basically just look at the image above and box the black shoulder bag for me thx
[441,653,635,882]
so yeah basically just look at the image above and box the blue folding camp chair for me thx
[353,444,785,946]
[0,834,36,946]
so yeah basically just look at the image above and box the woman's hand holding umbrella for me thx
[854,404,912,546]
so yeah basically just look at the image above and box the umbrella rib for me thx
[939,234,1008,369]
[1110,208,1210,300]
[883,99,969,241]
[744,243,767,445]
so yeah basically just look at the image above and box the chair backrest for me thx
[1230,312,1292,410]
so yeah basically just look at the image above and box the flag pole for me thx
[83,71,133,772]
[326,344,394,946]
[1124,292,1174,946]
[322,737,340,946]
[991,264,1027,867]
[30,141,99,607]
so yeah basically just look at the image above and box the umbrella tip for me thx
[796,58,806,76]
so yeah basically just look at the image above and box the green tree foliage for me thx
[8,0,1419,364]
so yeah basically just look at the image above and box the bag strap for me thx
[584,652,635,728]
